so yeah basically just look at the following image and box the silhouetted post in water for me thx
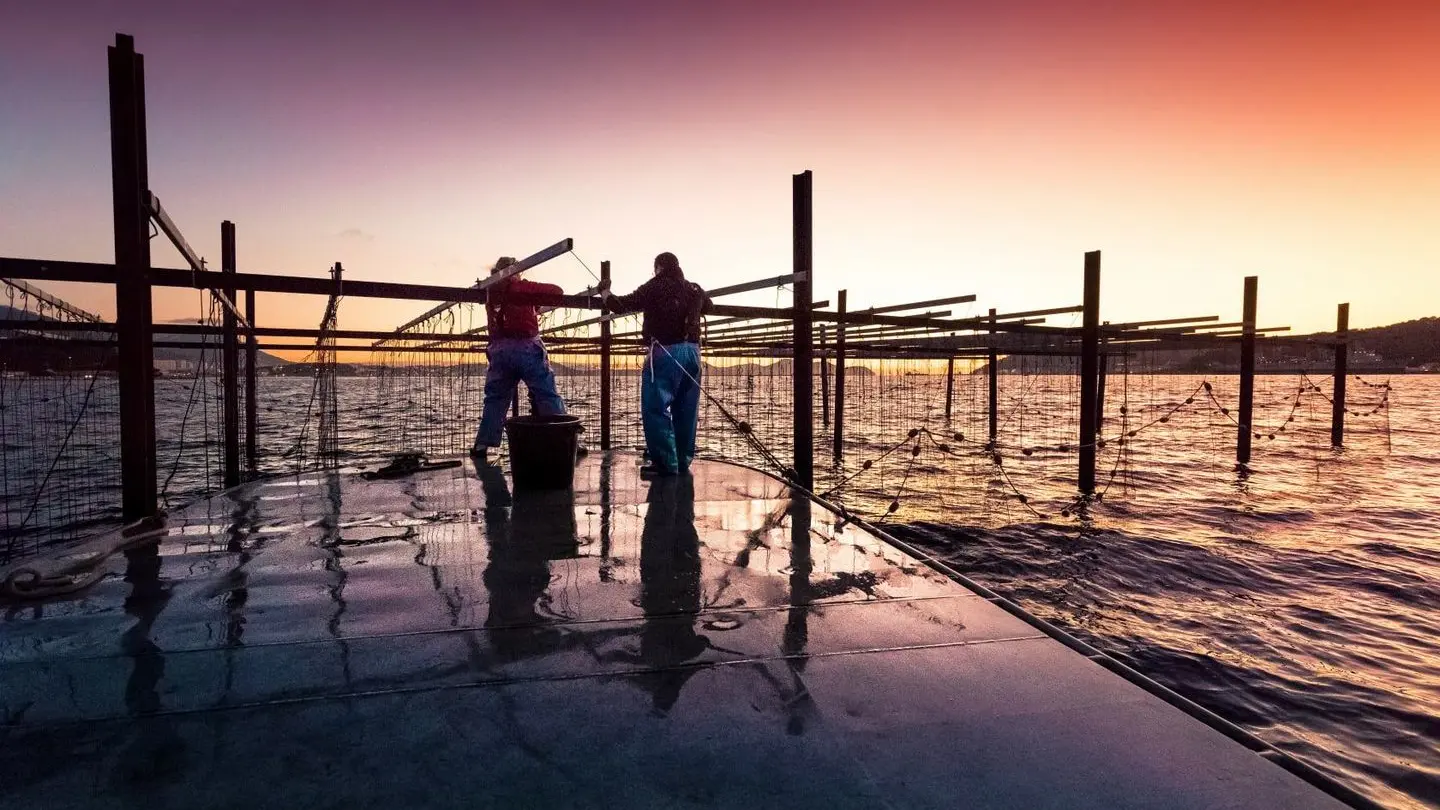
[1237,276,1258,467]
[1332,302,1349,447]
[792,170,814,489]
[245,286,257,476]
[110,33,157,520]
[944,357,955,420]
[1078,251,1101,494]
[599,260,612,450]
[819,327,830,428]
[988,308,998,446]
[1096,323,1108,430]
[833,289,846,464]
[221,220,240,488]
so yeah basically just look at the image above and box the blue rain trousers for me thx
[474,337,565,449]
[642,342,702,474]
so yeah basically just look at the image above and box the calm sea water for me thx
[2,368,1436,808]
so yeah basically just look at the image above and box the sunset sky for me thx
[3,0,1438,341]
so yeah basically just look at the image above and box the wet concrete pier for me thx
[1,454,1345,808]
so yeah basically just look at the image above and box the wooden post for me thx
[988,308,998,446]
[1096,323,1108,430]
[110,33,157,520]
[1331,302,1349,447]
[245,287,257,475]
[1078,252,1101,494]
[792,170,814,489]
[221,221,240,488]
[944,357,955,420]
[1237,276,1258,466]
[599,259,612,450]
[819,327,830,428]
[833,289,846,464]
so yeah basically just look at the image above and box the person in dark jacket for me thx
[600,252,713,476]
[471,256,568,458]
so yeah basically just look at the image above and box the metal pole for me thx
[1078,252,1101,494]
[988,308,998,446]
[221,221,240,488]
[245,287,257,475]
[109,33,157,520]
[833,289,846,464]
[944,357,955,420]
[792,170,814,489]
[1237,276,1258,466]
[819,327,830,428]
[1331,302,1349,447]
[599,259,612,450]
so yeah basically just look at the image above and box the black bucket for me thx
[504,414,584,490]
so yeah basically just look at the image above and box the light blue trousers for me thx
[642,342,702,473]
[474,337,565,449]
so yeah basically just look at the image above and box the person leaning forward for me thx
[599,252,713,477]
[470,255,575,461]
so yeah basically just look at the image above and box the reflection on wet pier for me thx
[1,454,1344,808]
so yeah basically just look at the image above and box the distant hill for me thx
[982,316,1440,374]
[731,359,875,377]
[1170,317,1440,374]
[153,320,289,368]
[0,307,289,372]
[1350,317,1440,368]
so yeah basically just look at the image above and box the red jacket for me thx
[486,277,563,339]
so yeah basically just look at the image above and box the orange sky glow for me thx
[3,0,1438,360]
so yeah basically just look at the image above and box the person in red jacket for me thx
[471,256,568,458]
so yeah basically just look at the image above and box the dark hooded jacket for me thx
[605,268,713,345]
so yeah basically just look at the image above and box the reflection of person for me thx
[478,461,566,659]
[471,256,568,460]
[599,252,713,477]
[635,474,708,713]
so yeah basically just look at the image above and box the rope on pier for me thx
[0,516,167,601]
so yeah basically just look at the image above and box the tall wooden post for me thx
[944,357,955,420]
[221,221,240,488]
[792,170,814,489]
[988,308,998,446]
[1331,302,1349,447]
[110,33,157,520]
[832,289,846,464]
[1237,276,1258,466]
[1078,252,1101,494]
[599,259,612,450]
[245,287,257,475]
[819,327,830,428]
